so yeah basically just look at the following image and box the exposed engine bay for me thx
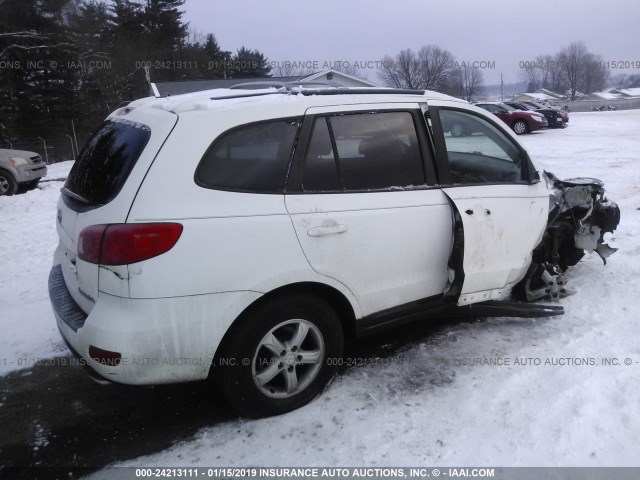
[515,171,621,302]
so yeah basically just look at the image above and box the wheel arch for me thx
[0,167,16,179]
[0,167,17,194]
[211,281,357,375]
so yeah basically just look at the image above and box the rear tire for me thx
[450,123,465,137]
[215,294,343,418]
[0,171,17,196]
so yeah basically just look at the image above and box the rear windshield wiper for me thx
[61,187,90,205]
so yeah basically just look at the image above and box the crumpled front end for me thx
[515,171,621,301]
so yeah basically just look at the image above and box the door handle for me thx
[307,224,348,237]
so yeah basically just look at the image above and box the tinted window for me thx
[196,119,299,192]
[438,109,524,184]
[302,118,340,191]
[65,120,151,208]
[302,111,424,192]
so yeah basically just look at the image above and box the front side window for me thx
[196,119,300,192]
[438,109,524,184]
[302,111,425,192]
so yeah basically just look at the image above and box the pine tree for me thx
[232,46,270,78]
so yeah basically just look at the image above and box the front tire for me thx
[0,171,17,196]
[22,179,40,191]
[215,294,343,417]
[512,120,528,135]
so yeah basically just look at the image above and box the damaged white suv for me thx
[49,87,620,417]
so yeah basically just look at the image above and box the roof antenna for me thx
[145,65,161,98]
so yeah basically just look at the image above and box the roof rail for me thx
[230,81,288,90]
[210,90,287,100]
[208,86,426,102]
[230,80,339,90]
[295,87,426,96]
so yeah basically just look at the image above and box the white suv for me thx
[49,87,619,417]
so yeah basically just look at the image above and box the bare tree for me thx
[610,73,640,89]
[416,45,454,90]
[583,53,608,93]
[520,54,566,93]
[270,62,303,77]
[448,64,483,101]
[379,49,421,89]
[380,45,455,91]
[557,42,590,100]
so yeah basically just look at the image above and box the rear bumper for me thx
[48,264,261,385]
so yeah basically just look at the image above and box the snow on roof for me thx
[589,92,621,100]
[127,86,464,114]
[618,87,640,97]
[521,92,558,101]
[536,88,564,99]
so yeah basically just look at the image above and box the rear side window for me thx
[65,120,151,208]
[196,119,300,193]
[302,111,425,192]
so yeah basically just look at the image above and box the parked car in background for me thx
[0,148,47,196]
[532,99,554,108]
[49,86,619,417]
[474,102,548,134]
[504,101,568,129]
[520,100,569,127]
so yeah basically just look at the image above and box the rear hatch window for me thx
[63,119,151,210]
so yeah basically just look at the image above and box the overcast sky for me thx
[182,0,640,86]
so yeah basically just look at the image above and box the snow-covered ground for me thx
[1,113,639,470]
[0,161,74,376]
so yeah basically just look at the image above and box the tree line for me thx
[520,41,639,100]
[0,0,269,160]
[379,45,483,102]
[2,1,637,162]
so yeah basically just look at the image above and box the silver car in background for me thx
[0,149,47,195]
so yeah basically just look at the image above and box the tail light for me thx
[78,223,183,265]
[89,346,122,366]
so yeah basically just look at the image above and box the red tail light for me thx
[78,223,183,265]
[89,345,122,366]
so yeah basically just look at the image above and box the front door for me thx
[433,107,549,305]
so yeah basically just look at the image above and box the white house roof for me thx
[588,92,621,100]
[617,87,640,97]
[518,92,558,101]
[302,69,379,87]
[536,88,564,99]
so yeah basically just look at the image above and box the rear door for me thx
[429,106,549,305]
[285,104,453,317]
[56,107,177,312]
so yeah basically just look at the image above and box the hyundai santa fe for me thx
[49,86,619,417]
